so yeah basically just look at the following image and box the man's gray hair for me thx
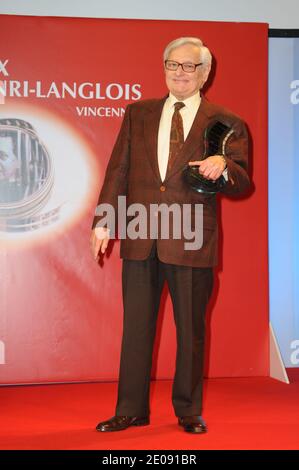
[163,37,212,69]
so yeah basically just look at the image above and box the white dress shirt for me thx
[158,92,201,182]
[157,91,228,182]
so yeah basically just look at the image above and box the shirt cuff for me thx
[222,168,228,181]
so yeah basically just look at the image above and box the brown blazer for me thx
[92,96,250,267]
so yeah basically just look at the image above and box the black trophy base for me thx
[183,165,226,195]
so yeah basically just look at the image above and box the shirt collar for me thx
[168,91,201,109]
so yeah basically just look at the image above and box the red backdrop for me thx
[0,15,268,384]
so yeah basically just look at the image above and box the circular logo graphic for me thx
[0,118,56,231]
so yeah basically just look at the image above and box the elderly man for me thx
[90,37,249,433]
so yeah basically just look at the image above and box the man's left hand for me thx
[189,155,226,181]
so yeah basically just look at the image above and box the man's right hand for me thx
[90,227,110,260]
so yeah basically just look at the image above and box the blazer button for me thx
[160,185,166,192]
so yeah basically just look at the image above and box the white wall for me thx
[0,0,298,29]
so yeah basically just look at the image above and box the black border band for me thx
[269,29,299,37]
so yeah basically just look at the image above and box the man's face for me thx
[165,44,208,100]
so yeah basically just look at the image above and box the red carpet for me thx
[1,374,298,450]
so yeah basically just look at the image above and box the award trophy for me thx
[182,120,234,195]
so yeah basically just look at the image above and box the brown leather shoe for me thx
[178,415,207,434]
[96,415,149,432]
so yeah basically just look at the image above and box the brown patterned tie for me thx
[168,101,185,171]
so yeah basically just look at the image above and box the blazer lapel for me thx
[143,97,167,183]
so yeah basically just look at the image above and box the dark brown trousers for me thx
[115,243,214,417]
